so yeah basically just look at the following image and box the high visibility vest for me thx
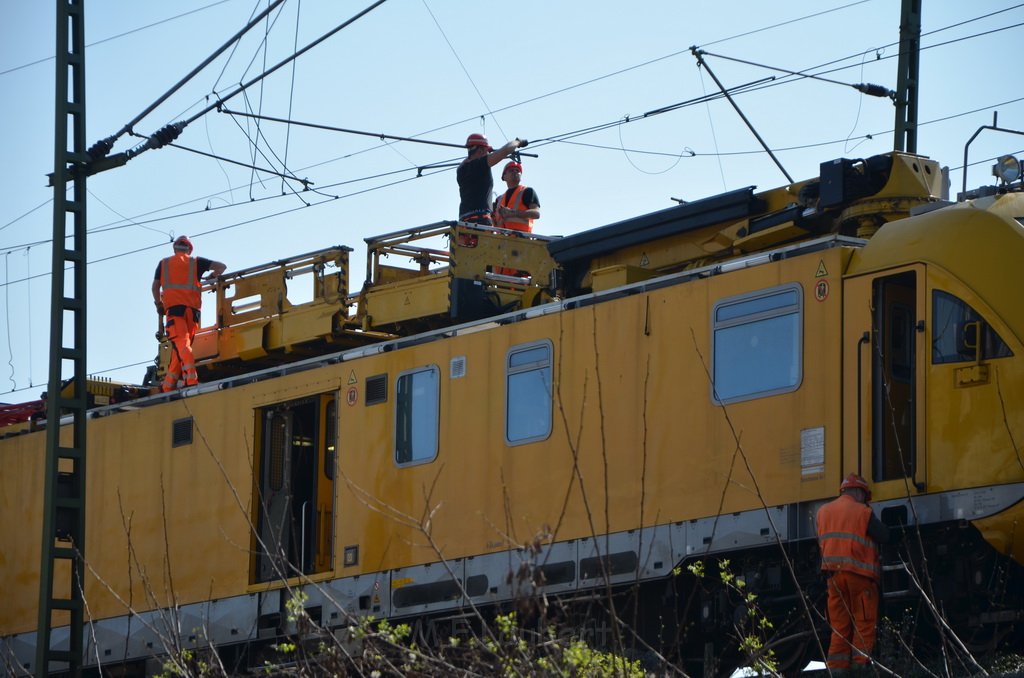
[816,494,881,580]
[159,253,201,309]
[496,185,533,233]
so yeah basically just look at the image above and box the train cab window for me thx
[506,341,553,445]
[395,366,439,465]
[252,393,336,584]
[712,285,802,404]
[932,290,1012,364]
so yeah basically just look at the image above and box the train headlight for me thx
[992,154,1021,184]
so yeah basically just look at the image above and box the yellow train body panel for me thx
[2,398,254,634]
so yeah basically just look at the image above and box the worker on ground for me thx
[493,161,540,232]
[815,473,891,675]
[152,236,226,393]
[457,133,528,226]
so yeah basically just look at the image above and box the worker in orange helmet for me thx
[815,473,891,674]
[493,161,540,233]
[490,160,541,276]
[457,133,528,226]
[151,236,225,393]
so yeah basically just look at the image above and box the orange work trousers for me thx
[825,570,878,669]
[162,311,199,392]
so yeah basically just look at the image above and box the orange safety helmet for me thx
[465,133,492,151]
[840,473,871,500]
[173,235,193,254]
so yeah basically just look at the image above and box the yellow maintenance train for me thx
[2,149,1024,675]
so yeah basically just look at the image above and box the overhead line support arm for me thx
[691,47,793,184]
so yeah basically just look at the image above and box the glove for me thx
[517,138,529,148]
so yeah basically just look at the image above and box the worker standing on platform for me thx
[457,133,527,225]
[493,161,540,232]
[815,473,890,674]
[152,235,226,393]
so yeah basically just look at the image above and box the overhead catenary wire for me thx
[239,89,307,202]
[0,161,456,288]
[6,59,1024,261]
[1,358,157,400]
[3,252,15,390]
[294,3,1019,169]
[615,121,692,176]
[161,2,1016,194]
[705,3,1024,93]
[3,158,447,256]
[2,5,1017,258]
[696,50,894,98]
[0,198,52,235]
[247,14,273,199]
[420,0,507,141]
[221,88,316,204]
[152,140,313,191]
[92,1,884,223]
[558,95,1024,164]
[842,49,875,153]
[746,19,1024,97]
[94,0,390,169]
[4,84,1023,261]
[86,0,287,162]
[3,2,1021,393]
[0,0,238,78]
[698,67,730,192]
[178,1,390,129]
[699,0,878,49]
[6,132,1023,294]
[240,5,296,201]
[219,109,471,149]
[87,189,170,238]
[281,0,304,195]
[267,5,1020,185]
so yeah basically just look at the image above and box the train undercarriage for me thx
[6,512,1022,678]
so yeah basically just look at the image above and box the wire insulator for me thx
[152,122,184,148]
[88,137,115,161]
[853,83,895,99]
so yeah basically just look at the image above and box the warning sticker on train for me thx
[814,279,829,302]
[346,386,358,406]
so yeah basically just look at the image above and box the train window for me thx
[712,285,802,404]
[395,366,439,465]
[324,398,336,480]
[889,304,914,383]
[506,341,553,445]
[932,291,1012,364]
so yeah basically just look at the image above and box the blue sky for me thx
[1,0,1022,401]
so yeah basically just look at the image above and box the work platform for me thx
[150,221,560,385]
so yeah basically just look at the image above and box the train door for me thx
[252,393,337,583]
[843,266,927,497]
